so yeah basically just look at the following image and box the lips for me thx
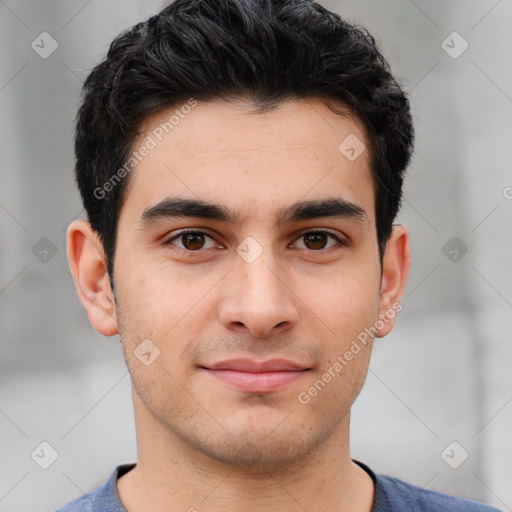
[208,358,307,372]
[202,358,310,393]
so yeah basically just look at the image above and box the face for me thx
[70,97,408,471]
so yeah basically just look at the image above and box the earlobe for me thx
[66,220,119,337]
[375,224,410,338]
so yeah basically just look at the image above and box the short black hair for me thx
[75,0,414,281]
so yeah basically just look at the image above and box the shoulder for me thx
[53,464,135,512]
[53,493,96,512]
[375,473,502,511]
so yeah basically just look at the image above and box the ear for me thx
[66,220,118,336]
[375,224,410,338]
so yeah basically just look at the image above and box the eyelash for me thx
[163,228,347,254]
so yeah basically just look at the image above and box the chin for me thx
[184,418,333,472]
[201,437,316,471]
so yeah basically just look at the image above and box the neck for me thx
[117,393,374,512]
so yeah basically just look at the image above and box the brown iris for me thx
[181,233,206,250]
[302,232,329,250]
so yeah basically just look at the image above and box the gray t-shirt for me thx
[54,460,502,511]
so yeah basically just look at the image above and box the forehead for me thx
[120,97,374,226]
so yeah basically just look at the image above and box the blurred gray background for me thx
[1,1,511,511]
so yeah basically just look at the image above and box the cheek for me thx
[114,268,216,369]
[115,259,194,324]
[316,268,381,332]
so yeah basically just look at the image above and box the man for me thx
[56,0,501,510]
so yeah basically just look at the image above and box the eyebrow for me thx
[138,196,368,229]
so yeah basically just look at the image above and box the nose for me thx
[218,252,300,339]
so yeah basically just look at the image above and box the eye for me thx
[163,228,346,254]
[292,230,345,251]
[164,230,219,251]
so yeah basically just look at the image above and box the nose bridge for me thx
[235,233,280,292]
[241,253,281,303]
[218,241,299,337]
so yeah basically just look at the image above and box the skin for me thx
[67,97,409,512]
